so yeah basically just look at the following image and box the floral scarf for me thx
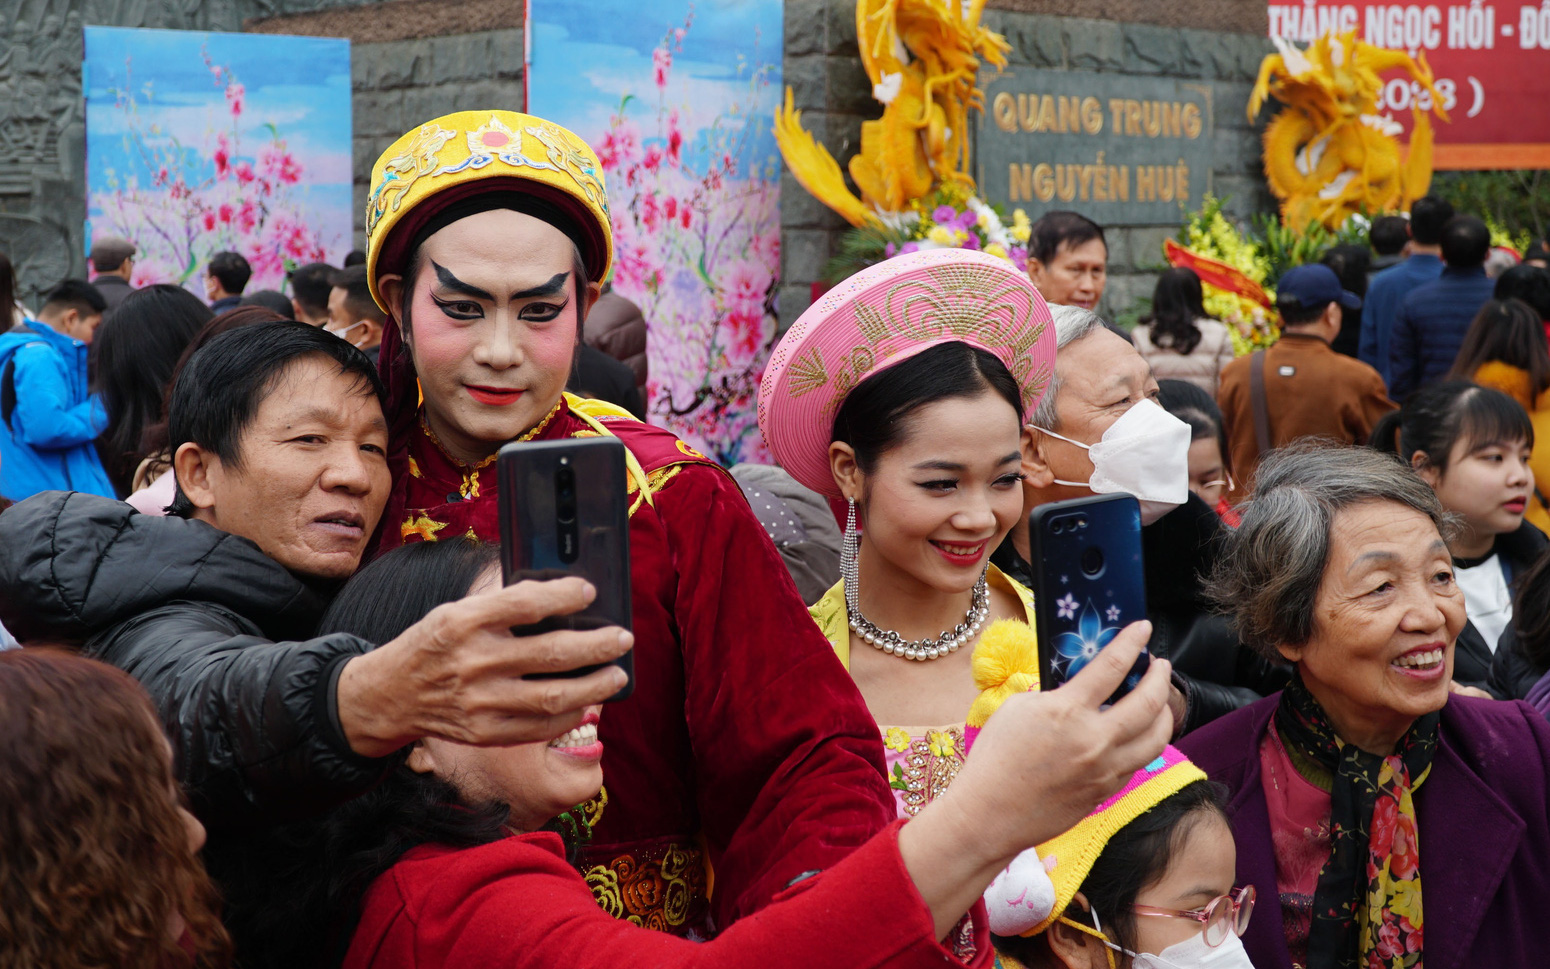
[1274,673,1437,969]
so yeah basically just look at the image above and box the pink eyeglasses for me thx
[1132,885,1255,947]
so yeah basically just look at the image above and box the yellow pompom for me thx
[965,619,1040,729]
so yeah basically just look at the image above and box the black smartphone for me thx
[498,436,634,701]
[1029,493,1150,699]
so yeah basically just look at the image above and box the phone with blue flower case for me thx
[1029,493,1150,698]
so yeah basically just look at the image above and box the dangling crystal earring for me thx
[841,496,861,616]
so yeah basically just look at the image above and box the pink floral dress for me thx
[880,724,967,817]
[809,565,1038,819]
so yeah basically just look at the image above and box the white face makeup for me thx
[377,209,600,466]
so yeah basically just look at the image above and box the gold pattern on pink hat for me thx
[759,249,1056,498]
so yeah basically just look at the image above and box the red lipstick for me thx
[930,539,988,568]
[467,385,523,406]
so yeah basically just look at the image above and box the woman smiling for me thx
[760,248,1059,819]
[1180,444,1550,969]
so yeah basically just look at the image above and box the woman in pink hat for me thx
[759,249,1058,820]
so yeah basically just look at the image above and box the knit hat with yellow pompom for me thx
[962,618,1206,937]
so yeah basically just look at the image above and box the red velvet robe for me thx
[376,396,896,935]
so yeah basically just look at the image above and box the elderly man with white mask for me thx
[991,306,1286,733]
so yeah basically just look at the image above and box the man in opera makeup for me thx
[381,205,594,463]
[363,111,895,939]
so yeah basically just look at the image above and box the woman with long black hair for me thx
[1132,267,1235,396]
[92,284,211,495]
[1370,380,1545,694]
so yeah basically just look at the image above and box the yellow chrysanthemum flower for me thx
[926,225,956,246]
[984,242,1008,259]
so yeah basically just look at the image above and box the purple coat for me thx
[1180,693,1550,969]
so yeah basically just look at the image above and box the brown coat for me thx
[1218,332,1394,500]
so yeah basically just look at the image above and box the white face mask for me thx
[1072,910,1256,969]
[328,319,367,346]
[1129,928,1255,969]
[1038,398,1191,525]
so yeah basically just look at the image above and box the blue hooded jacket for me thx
[0,319,114,501]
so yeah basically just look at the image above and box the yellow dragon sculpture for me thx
[773,0,1010,228]
[1251,30,1449,233]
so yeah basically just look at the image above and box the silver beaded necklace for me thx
[845,569,991,662]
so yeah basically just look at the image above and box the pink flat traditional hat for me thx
[758,248,1056,498]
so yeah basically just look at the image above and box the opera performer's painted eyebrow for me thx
[431,260,569,302]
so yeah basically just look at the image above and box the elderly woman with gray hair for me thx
[1179,443,1550,969]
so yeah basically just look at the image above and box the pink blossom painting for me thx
[85,27,352,294]
[528,1,783,464]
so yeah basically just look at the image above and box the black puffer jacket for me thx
[0,492,394,828]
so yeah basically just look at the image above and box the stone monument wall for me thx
[778,0,1277,326]
[1,0,1273,326]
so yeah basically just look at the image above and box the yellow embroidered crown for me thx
[364,110,614,311]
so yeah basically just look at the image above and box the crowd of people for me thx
[1,106,1548,969]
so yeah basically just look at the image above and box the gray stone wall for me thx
[346,31,525,244]
[0,0,250,307]
[0,0,521,306]
[777,0,1276,328]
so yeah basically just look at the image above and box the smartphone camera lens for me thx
[1052,520,1065,534]
[1081,546,1105,577]
[555,467,578,525]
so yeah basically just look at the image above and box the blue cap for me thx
[1276,264,1361,313]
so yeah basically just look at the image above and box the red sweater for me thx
[344,821,990,969]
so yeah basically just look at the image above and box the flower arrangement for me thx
[1175,196,1279,355]
[88,47,334,292]
[824,185,1032,283]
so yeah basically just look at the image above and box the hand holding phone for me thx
[498,437,634,701]
[1028,494,1150,699]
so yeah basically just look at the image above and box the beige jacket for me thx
[1132,318,1236,395]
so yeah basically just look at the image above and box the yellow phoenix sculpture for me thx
[773,0,1010,228]
[1251,30,1449,233]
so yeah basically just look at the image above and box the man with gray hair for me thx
[993,305,1284,732]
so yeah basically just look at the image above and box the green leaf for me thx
[822,222,913,284]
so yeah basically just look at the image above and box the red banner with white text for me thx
[1267,2,1550,168]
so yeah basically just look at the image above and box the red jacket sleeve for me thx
[654,466,896,925]
[346,823,991,969]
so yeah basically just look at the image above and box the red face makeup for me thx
[393,209,588,465]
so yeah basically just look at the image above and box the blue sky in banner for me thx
[527,0,782,176]
[83,26,352,225]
